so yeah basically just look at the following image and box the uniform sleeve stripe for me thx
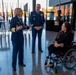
[11,28,16,32]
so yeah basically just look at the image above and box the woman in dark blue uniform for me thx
[10,8,29,71]
[45,22,74,67]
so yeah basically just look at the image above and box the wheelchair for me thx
[44,43,76,71]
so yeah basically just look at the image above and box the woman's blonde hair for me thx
[14,8,23,16]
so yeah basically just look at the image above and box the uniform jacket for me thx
[30,11,45,28]
[10,16,24,42]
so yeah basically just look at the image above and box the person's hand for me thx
[60,43,64,47]
[16,25,23,31]
[54,42,64,48]
[39,26,42,29]
[34,26,42,30]
[34,27,38,30]
[30,24,33,27]
[54,42,59,48]
[34,27,40,30]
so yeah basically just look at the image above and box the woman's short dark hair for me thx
[63,22,72,32]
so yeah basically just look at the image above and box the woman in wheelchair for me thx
[45,22,74,68]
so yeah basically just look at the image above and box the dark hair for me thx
[63,22,72,32]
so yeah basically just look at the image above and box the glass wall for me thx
[47,2,76,30]
[54,3,72,22]
[64,4,72,23]
[69,3,73,23]
[54,3,73,24]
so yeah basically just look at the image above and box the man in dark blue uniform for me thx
[10,8,29,71]
[30,4,45,53]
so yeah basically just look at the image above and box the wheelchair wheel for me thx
[63,49,76,70]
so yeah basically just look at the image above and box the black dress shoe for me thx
[49,62,54,68]
[19,64,26,67]
[45,63,54,68]
[13,68,16,71]
[31,50,35,53]
[39,50,43,52]
[50,64,54,68]
[46,56,49,59]
[45,61,54,68]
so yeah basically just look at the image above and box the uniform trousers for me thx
[12,38,24,68]
[32,28,42,51]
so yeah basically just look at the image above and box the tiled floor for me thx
[0,30,76,75]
